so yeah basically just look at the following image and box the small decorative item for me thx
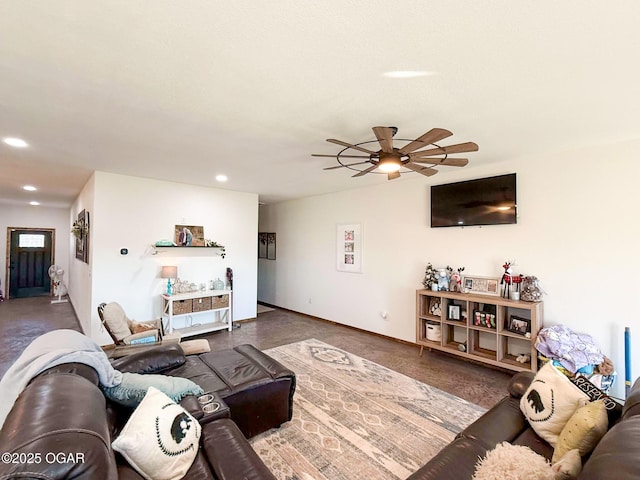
[508,315,531,335]
[174,225,205,246]
[447,266,465,292]
[204,239,226,258]
[226,267,233,289]
[422,263,438,290]
[521,276,543,302]
[213,278,225,290]
[429,297,441,316]
[437,268,450,291]
[500,261,514,298]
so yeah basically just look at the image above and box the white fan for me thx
[48,265,69,304]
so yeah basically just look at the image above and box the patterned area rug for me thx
[250,339,486,480]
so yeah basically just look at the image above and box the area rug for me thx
[250,339,486,480]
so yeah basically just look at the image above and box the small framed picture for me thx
[461,275,500,296]
[508,315,531,335]
[448,304,461,321]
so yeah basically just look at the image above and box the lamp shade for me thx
[161,266,178,279]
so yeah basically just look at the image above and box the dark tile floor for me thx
[0,297,512,409]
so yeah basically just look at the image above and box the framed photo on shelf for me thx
[508,315,531,335]
[174,225,205,246]
[461,275,500,296]
[448,304,461,321]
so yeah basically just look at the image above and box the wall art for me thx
[336,223,362,273]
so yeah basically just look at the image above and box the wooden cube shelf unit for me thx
[416,289,543,372]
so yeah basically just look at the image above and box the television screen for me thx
[430,173,517,227]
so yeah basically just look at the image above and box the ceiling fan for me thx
[312,126,478,180]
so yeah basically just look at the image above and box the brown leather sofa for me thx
[0,341,295,479]
[408,371,640,480]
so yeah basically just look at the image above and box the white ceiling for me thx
[1,1,640,207]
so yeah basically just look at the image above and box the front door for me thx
[7,228,54,298]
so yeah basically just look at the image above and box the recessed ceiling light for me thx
[215,174,228,182]
[382,71,437,79]
[29,201,40,206]
[3,137,29,148]
[23,185,37,191]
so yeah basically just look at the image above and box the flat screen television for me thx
[430,173,517,227]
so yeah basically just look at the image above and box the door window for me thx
[18,234,46,248]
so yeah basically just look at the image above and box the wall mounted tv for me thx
[430,173,517,228]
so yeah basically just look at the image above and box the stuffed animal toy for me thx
[437,269,450,291]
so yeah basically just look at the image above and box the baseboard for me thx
[258,302,418,349]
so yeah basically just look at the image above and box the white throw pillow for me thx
[520,363,589,446]
[112,387,201,480]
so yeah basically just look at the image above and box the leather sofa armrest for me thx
[621,377,640,420]
[234,344,295,379]
[201,419,277,480]
[508,371,535,398]
[110,343,186,374]
[0,374,117,479]
[181,393,230,424]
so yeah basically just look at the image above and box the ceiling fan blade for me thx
[411,157,469,167]
[352,164,379,177]
[327,139,378,155]
[387,171,401,180]
[323,161,372,170]
[312,154,371,158]
[409,141,479,157]
[398,128,453,154]
[372,126,394,153]
[404,162,439,177]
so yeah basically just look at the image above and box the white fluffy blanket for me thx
[0,329,123,430]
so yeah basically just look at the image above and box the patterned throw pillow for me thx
[112,387,201,480]
[520,362,589,446]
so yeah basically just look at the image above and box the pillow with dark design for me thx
[519,362,589,446]
[112,387,201,480]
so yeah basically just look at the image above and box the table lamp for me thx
[161,266,178,295]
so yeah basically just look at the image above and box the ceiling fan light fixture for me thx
[378,158,401,172]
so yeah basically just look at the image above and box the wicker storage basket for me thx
[192,296,212,312]
[212,294,229,309]
[173,299,192,315]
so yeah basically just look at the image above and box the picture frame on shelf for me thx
[508,315,531,335]
[174,225,205,246]
[461,275,500,296]
[448,304,461,321]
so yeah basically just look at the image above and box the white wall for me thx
[0,205,71,301]
[258,138,640,399]
[85,172,258,344]
[68,174,95,334]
